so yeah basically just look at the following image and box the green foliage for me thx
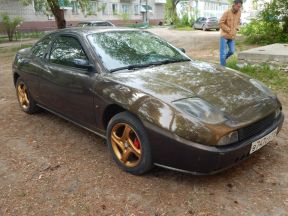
[180,13,190,26]
[165,0,178,25]
[239,19,286,44]
[227,57,288,94]
[118,12,130,24]
[0,13,23,41]
[240,0,288,44]
[15,31,45,39]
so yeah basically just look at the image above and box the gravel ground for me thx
[0,28,287,216]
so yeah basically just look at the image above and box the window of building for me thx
[134,4,139,15]
[90,1,98,15]
[34,0,45,14]
[72,1,78,15]
[121,4,130,14]
[112,3,118,15]
[101,3,108,15]
[49,36,88,67]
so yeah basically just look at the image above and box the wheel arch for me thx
[13,73,20,86]
[102,104,126,130]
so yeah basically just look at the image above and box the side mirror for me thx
[73,58,95,71]
[179,48,186,53]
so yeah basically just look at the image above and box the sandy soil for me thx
[0,28,287,216]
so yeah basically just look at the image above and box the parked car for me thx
[193,17,219,31]
[241,16,255,25]
[13,27,284,175]
[77,21,115,27]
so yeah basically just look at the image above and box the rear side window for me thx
[92,22,112,26]
[49,36,88,67]
[31,36,52,58]
[208,17,217,21]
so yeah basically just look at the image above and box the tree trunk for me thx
[282,16,288,34]
[7,28,13,41]
[47,0,66,29]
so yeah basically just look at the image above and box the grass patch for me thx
[227,56,288,94]
[0,31,45,44]
[15,31,45,39]
[0,44,32,57]
[174,26,194,31]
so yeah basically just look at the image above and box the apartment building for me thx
[0,0,166,31]
[177,0,230,19]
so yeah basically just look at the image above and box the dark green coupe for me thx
[12,27,284,175]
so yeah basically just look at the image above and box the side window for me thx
[93,22,112,26]
[31,36,52,58]
[49,36,88,67]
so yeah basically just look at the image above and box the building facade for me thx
[0,0,166,31]
[177,0,230,20]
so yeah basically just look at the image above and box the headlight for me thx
[173,98,227,124]
[217,131,238,146]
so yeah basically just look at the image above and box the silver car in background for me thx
[193,17,219,31]
[77,21,115,27]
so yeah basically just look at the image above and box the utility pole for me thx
[145,0,148,23]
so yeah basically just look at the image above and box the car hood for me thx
[107,61,278,124]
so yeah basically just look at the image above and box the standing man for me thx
[219,0,242,66]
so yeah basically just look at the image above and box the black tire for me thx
[216,28,220,31]
[107,112,153,175]
[16,78,39,114]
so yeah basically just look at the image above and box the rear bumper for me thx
[145,113,284,175]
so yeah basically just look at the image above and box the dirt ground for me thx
[0,28,287,216]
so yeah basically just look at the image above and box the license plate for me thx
[250,128,278,154]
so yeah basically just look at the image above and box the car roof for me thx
[50,27,140,36]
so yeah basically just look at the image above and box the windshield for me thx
[87,31,190,72]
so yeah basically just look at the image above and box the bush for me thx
[239,0,288,45]
[174,13,195,29]
[1,13,23,41]
[240,19,287,44]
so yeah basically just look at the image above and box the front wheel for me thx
[16,78,39,114]
[107,112,153,175]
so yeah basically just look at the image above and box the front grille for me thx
[238,112,277,142]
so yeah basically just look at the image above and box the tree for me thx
[19,0,93,29]
[0,13,23,41]
[254,0,288,34]
[165,0,181,24]
[240,0,288,43]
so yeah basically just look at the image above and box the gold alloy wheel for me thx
[111,123,142,168]
[17,83,30,109]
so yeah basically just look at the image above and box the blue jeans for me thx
[220,36,235,66]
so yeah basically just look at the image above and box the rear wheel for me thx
[107,112,153,175]
[16,78,39,114]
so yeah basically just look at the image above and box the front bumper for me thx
[145,112,284,175]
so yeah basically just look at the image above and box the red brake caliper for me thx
[133,138,140,149]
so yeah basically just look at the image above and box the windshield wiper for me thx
[110,63,152,73]
[110,59,190,73]
[150,58,190,66]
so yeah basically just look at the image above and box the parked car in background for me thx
[12,27,284,175]
[241,16,255,25]
[77,21,115,27]
[193,17,219,31]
